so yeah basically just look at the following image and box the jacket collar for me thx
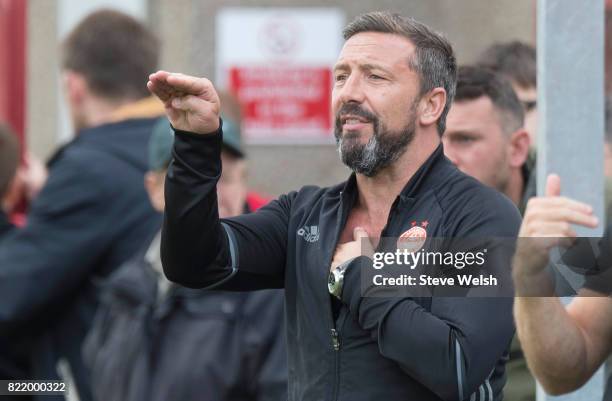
[338,143,448,202]
[108,96,165,123]
[47,117,157,169]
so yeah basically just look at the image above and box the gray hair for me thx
[343,11,457,135]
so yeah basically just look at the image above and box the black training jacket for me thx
[161,124,522,401]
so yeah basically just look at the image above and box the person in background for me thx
[215,91,269,213]
[0,123,20,239]
[444,66,532,211]
[443,65,534,401]
[84,111,287,401]
[478,41,537,147]
[0,10,162,401]
[477,42,612,220]
[0,123,34,401]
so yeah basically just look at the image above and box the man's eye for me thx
[369,74,384,80]
[522,100,537,112]
[452,136,475,144]
[335,74,348,82]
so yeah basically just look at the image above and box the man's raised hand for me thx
[147,71,220,134]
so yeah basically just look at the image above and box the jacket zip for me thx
[331,308,349,401]
[327,191,349,401]
[327,192,402,401]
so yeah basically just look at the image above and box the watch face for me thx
[328,271,337,293]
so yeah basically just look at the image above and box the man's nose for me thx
[337,74,366,105]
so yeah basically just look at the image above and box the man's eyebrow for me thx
[333,63,349,72]
[445,130,481,138]
[332,62,392,75]
[359,63,391,74]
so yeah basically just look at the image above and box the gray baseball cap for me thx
[148,116,244,171]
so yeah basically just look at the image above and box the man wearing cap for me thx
[84,114,287,401]
[209,94,269,215]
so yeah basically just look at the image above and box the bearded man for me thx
[149,11,521,401]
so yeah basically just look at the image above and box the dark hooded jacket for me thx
[0,118,162,401]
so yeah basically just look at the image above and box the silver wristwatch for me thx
[328,260,352,299]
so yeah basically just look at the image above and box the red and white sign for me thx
[216,8,344,144]
[228,66,332,140]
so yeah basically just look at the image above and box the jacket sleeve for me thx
[339,195,520,401]
[161,125,291,290]
[0,152,116,336]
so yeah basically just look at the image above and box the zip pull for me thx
[331,328,340,351]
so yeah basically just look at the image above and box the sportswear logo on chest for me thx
[297,225,320,243]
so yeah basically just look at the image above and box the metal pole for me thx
[537,0,605,399]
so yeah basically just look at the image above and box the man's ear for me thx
[508,128,531,168]
[62,70,88,105]
[418,88,446,130]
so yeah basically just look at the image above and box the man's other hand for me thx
[331,227,374,271]
[147,71,220,134]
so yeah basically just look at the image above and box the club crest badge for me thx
[397,221,428,252]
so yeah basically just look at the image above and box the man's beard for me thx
[334,102,417,177]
